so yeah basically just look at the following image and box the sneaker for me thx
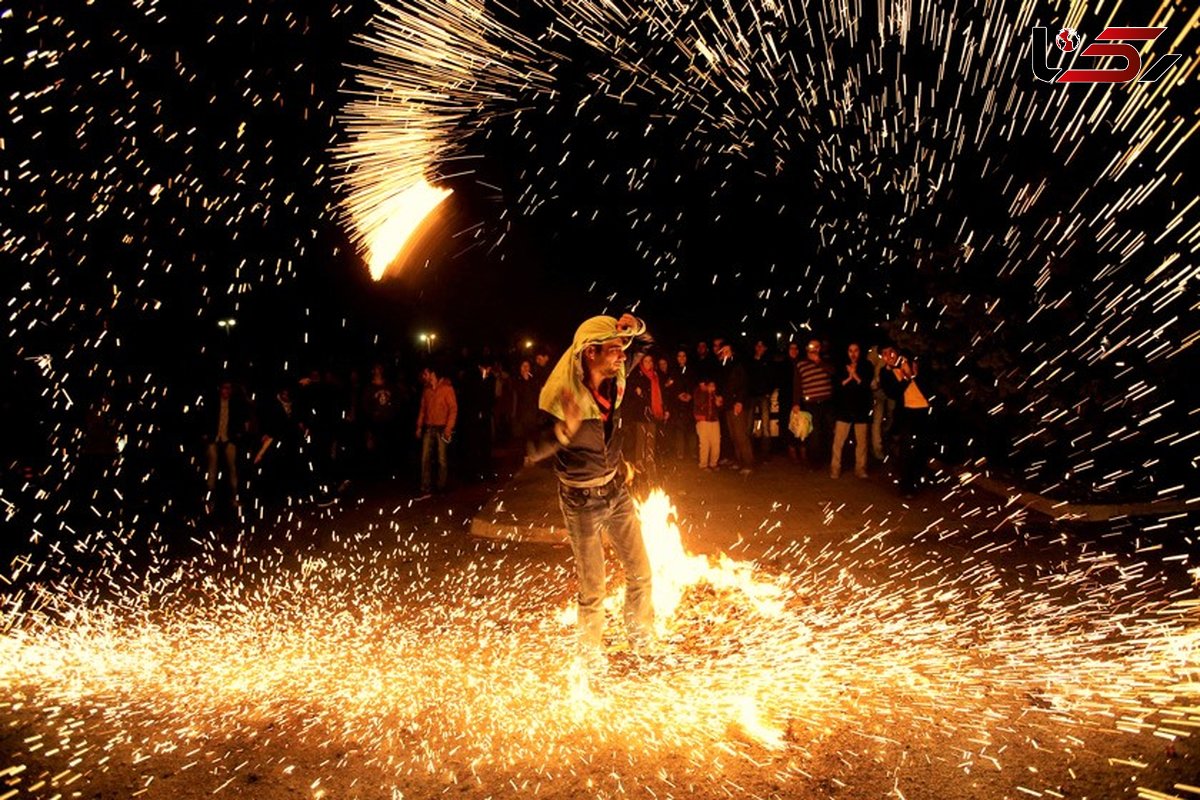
[739,467,753,476]
[854,470,868,478]
[830,471,840,479]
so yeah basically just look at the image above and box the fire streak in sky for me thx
[362,179,454,281]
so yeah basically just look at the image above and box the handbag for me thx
[788,407,813,441]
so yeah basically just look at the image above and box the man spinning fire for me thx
[526,314,656,674]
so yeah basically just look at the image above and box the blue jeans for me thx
[559,480,654,654]
[420,425,448,492]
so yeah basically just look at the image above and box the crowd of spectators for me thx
[65,332,934,521]
[616,335,932,497]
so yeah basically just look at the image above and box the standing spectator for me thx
[694,340,716,383]
[415,364,458,495]
[339,368,364,483]
[747,339,776,460]
[656,356,675,461]
[717,343,754,474]
[667,348,696,461]
[712,338,731,462]
[879,346,933,498]
[363,363,398,478]
[792,339,834,468]
[830,342,874,479]
[532,348,553,392]
[201,379,249,513]
[693,379,722,470]
[512,359,541,456]
[456,359,496,482]
[783,341,803,460]
[867,343,895,461]
[255,383,306,503]
[492,358,513,445]
[625,353,666,478]
[297,369,337,500]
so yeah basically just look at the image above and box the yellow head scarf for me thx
[538,315,645,421]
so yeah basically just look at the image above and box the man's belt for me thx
[559,468,620,492]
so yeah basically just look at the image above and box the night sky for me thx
[2,0,1198,502]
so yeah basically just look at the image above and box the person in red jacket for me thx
[415,364,457,494]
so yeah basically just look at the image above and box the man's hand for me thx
[561,389,582,437]
[616,313,638,334]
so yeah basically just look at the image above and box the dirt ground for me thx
[2,454,1197,799]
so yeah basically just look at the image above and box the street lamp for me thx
[419,332,437,354]
[524,339,534,350]
[218,318,237,337]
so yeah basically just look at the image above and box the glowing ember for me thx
[2,491,1197,797]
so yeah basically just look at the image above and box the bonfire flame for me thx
[639,489,785,626]
[558,489,786,634]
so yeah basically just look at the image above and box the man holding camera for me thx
[879,346,933,498]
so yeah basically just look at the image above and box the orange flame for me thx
[365,179,453,281]
[558,489,785,634]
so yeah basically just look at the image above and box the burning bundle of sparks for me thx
[3,489,1200,798]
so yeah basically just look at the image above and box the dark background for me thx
[2,0,1197,509]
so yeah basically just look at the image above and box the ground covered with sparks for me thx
[2,484,1198,799]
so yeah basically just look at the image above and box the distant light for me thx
[524,340,534,349]
[217,318,236,328]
